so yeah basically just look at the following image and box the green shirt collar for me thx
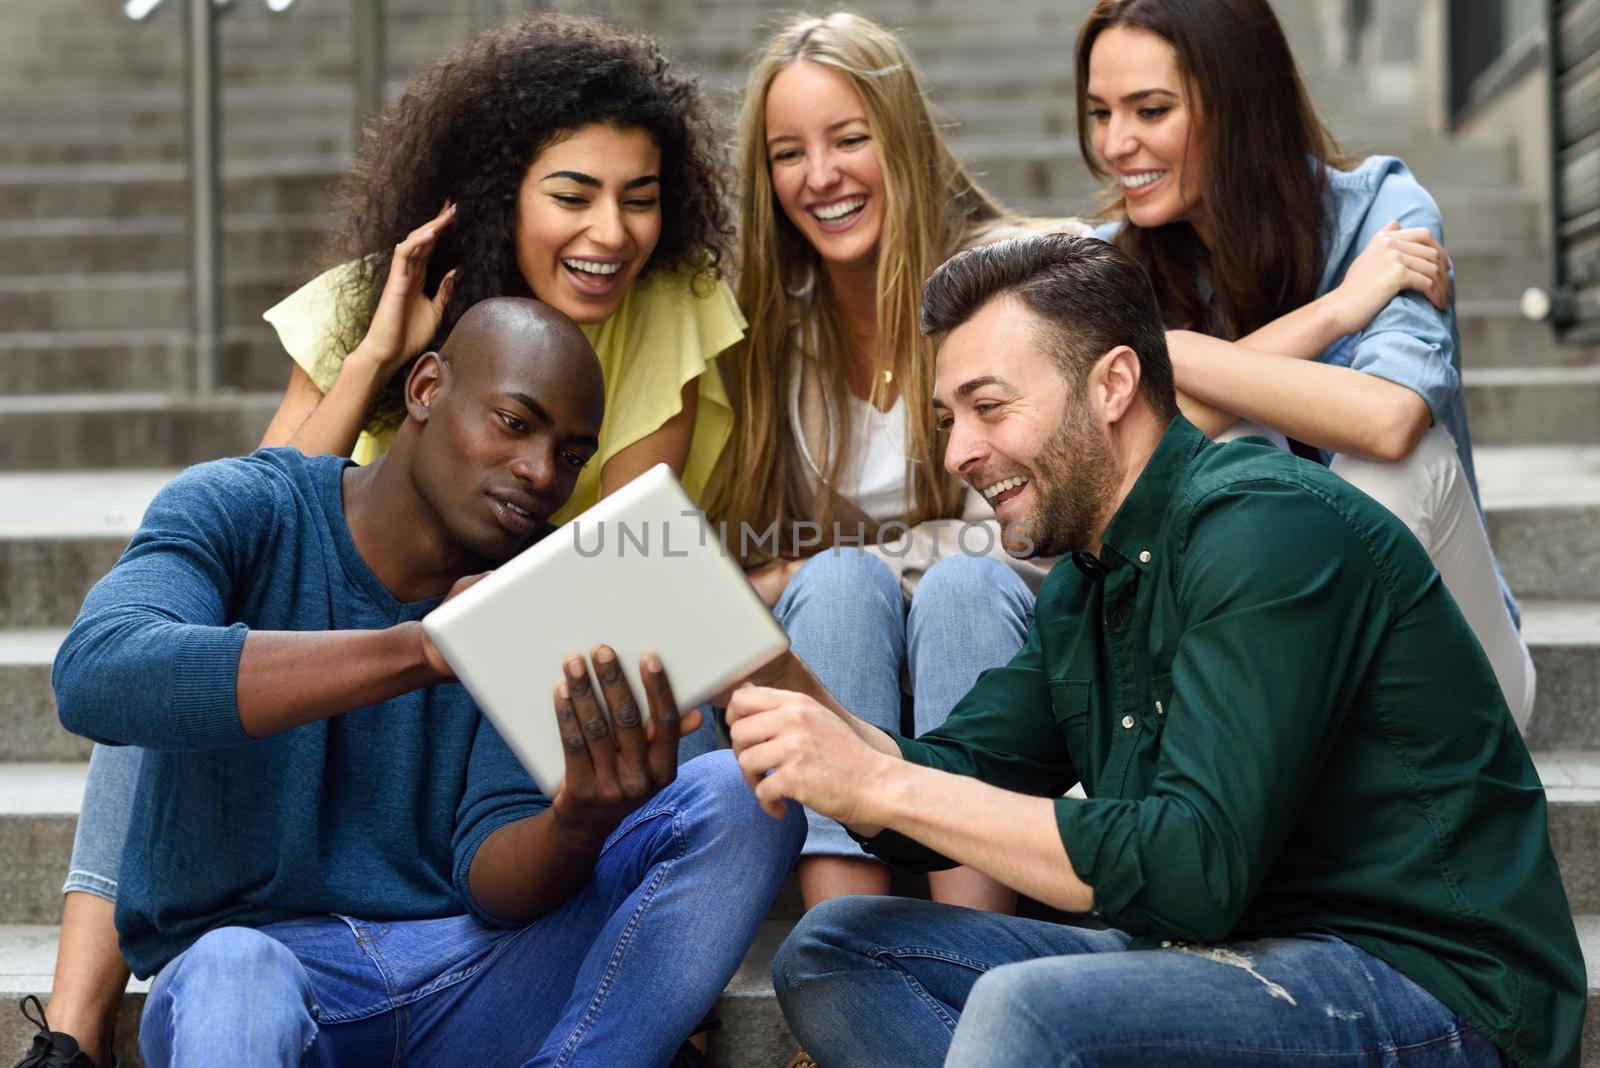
[1098,415,1210,574]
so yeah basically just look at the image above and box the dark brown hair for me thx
[320,14,731,428]
[920,233,1178,420]
[1075,0,1347,339]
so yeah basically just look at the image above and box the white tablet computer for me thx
[421,463,789,792]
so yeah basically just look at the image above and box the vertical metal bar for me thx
[183,0,222,393]
[1543,0,1567,316]
[353,0,387,146]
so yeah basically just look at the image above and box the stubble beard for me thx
[1004,395,1120,559]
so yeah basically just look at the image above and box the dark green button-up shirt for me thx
[865,416,1584,1068]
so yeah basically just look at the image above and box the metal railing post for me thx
[353,0,387,145]
[183,0,223,393]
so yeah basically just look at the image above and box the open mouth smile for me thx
[1118,170,1167,200]
[809,195,868,233]
[560,256,628,297]
[980,476,1030,508]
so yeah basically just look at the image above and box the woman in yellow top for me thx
[27,16,741,1068]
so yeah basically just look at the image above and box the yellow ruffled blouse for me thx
[261,261,746,524]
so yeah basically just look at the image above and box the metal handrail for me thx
[124,0,383,394]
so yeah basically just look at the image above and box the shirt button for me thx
[1139,550,1152,564]
[1121,715,1135,729]
[1155,700,1164,716]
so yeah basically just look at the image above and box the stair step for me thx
[0,159,339,220]
[0,328,290,395]
[0,215,329,277]
[1456,301,1598,368]
[0,393,278,472]
[1465,365,1600,445]
[0,270,297,333]
[1478,445,1600,599]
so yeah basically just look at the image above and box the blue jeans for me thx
[773,897,1507,1067]
[769,551,1033,859]
[137,751,803,1068]
[64,741,141,899]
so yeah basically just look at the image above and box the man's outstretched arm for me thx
[727,684,1094,912]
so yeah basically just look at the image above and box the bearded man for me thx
[726,235,1584,1068]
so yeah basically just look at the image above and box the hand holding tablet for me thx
[545,646,702,848]
[422,464,790,792]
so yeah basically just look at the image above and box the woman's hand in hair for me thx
[1329,221,1452,336]
[351,201,460,382]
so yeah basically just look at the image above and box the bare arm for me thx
[597,380,699,496]
[1169,330,1431,461]
[726,684,1092,911]
[1170,222,1451,442]
[259,358,387,457]
[259,203,458,457]
[235,622,443,738]
[870,761,1092,912]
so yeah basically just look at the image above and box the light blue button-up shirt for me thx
[1095,155,1515,624]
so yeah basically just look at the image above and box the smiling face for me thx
[764,60,887,270]
[934,296,1119,558]
[513,123,664,325]
[1086,25,1206,234]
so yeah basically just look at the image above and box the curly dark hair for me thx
[316,13,732,429]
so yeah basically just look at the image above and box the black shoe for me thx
[13,996,104,1068]
[665,1011,721,1068]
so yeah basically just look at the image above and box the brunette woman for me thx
[1078,0,1532,727]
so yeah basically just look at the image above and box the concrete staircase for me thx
[0,0,1596,1064]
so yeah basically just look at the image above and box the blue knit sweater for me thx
[53,448,549,978]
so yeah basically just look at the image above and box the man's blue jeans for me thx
[774,897,1507,1067]
[138,752,805,1068]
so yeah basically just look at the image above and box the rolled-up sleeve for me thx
[1339,171,1460,424]
[1055,479,1392,941]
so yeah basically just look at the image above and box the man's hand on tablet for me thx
[418,572,491,679]
[547,645,704,849]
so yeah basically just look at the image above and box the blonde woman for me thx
[711,12,1086,915]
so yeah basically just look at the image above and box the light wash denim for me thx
[138,751,804,1068]
[63,741,142,900]
[771,551,1033,859]
[773,896,1508,1068]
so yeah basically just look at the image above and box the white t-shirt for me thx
[790,368,910,524]
[835,391,910,523]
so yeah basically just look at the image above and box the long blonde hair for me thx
[711,11,1018,561]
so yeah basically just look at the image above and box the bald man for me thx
[54,298,804,1068]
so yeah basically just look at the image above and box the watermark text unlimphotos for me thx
[568,513,1034,560]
